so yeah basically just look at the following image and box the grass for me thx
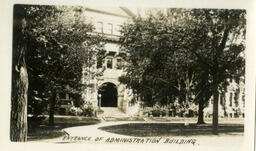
[146,117,244,124]
[98,122,244,137]
[103,116,145,122]
[28,116,101,141]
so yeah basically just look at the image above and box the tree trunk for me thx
[49,91,57,126]
[10,6,28,142]
[197,99,205,124]
[11,57,28,142]
[212,87,219,134]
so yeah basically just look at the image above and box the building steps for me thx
[97,107,128,118]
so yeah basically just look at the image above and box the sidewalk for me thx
[36,120,244,150]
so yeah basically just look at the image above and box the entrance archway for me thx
[98,82,118,107]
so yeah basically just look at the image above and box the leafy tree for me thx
[119,14,175,106]
[178,9,246,132]
[167,8,246,125]
[119,8,245,132]
[26,5,104,125]
[11,4,104,141]
[119,11,201,107]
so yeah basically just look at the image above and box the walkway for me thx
[36,119,245,151]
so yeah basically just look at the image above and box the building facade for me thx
[80,7,139,115]
[204,78,245,118]
[73,7,245,117]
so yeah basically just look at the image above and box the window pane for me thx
[229,93,233,107]
[106,23,113,34]
[115,25,121,35]
[97,59,103,68]
[116,58,122,69]
[96,21,103,33]
[107,58,113,69]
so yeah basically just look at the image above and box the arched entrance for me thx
[98,82,118,107]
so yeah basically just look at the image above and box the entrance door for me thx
[98,82,117,107]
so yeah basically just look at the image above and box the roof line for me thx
[120,7,136,17]
[85,8,131,18]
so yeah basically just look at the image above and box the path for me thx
[35,120,245,151]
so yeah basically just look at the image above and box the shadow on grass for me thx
[28,116,101,141]
[98,123,244,137]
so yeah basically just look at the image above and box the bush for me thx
[151,104,167,117]
[142,102,199,117]
[68,102,95,117]
[80,103,94,117]
[68,106,83,116]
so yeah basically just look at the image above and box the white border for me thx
[0,0,255,151]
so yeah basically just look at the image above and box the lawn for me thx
[146,117,244,124]
[28,116,101,141]
[103,116,145,122]
[98,122,244,137]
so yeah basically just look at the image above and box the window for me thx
[220,92,225,106]
[116,58,122,69]
[242,94,245,107]
[229,92,233,107]
[106,23,113,34]
[97,59,103,69]
[220,95,223,105]
[106,58,113,69]
[96,21,103,33]
[115,25,121,35]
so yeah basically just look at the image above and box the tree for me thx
[11,5,104,141]
[119,8,245,131]
[179,9,246,132]
[119,11,203,108]
[11,5,29,142]
[25,5,104,125]
[119,13,178,106]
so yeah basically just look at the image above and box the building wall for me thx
[81,7,135,113]
[80,7,245,117]
[204,79,245,118]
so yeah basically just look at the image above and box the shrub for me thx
[140,107,152,117]
[68,106,83,116]
[151,109,160,117]
[80,103,94,117]
[142,102,199,117]
[151,104,167,117]
[68,102,95,117]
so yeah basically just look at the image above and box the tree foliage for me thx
[25,5,104,93]
[119,8,246,126]
[13,4,105,128]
